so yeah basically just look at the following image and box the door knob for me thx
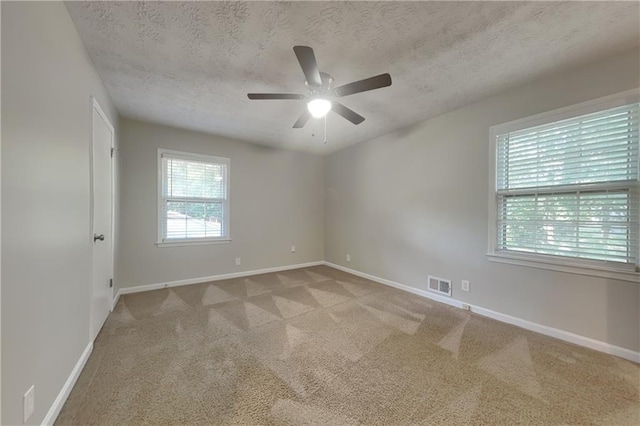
[94,234,105,242]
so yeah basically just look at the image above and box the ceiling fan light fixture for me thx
[307,98,332,118]
[247,46,390,128]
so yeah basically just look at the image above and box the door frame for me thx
[89,96,115,341]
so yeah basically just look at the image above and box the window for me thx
[488,90,640,281]
[158,149,230,245]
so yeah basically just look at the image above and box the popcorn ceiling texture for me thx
[65,1,640,154]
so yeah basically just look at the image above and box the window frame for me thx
[487,89,640,283]
[156,149,231,247]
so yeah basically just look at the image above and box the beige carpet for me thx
[56,266,639,425]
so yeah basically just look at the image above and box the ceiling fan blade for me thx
[332,102,365,125]
[247,93,306,100]
[334,73,392,97]
[293,46,323,88]
[293,110,312,128]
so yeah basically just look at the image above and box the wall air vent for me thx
[428,275,452,297]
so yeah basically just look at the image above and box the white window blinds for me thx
[495,103,640,264]
[159,151,229,242]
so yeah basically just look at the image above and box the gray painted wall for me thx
[1,2,119,424]
[325,48,640,353]
[117,119,324,290]
[1,3,637,424]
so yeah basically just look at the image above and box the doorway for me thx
[91,97,115,341]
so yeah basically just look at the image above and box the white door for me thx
[91,98,114,341]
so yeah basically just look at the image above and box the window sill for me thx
[156,239,231,248]
[486,252,640,283]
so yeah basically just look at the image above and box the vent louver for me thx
[428,276,452,297]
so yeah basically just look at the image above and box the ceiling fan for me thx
[247,46,392,128]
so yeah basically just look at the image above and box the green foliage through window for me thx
[495,103,639,264]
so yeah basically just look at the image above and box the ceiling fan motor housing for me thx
[306,72,335,98]
[247,46,391,127]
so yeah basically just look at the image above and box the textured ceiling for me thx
[66,1,640,154]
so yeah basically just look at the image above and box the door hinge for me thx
[109,278,113,288]
[110,147,115,157]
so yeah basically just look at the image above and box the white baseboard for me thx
[113,261,325,304]
[109,259,639,363]
[327,262,466,310]
[41,342,93,426]
[46,262,326,424]
[469,304,640,363]
[324,262,640,364]
[39,260,638,426]
[111,290,120,311]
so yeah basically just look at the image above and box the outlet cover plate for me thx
[462,280,470,292]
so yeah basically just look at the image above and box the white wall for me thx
[1,2,119,424]
[325,48,640,353]
[117,119,324,290]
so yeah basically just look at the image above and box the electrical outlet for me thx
[291,245,296,253]
[24,385,35,422]
[462,280,470,292]
[346,254,351,262]
[462,304,471,311]
[235,257,241,266]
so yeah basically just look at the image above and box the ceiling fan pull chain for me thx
[323,115,328,144]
